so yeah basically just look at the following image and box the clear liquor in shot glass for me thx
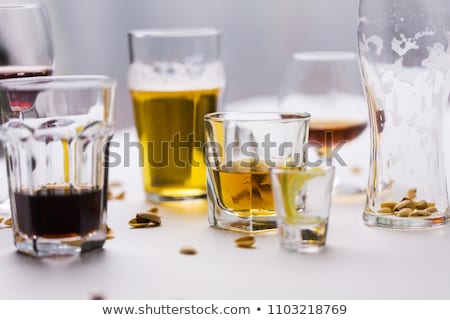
[271,167,335,252]
[0,76,115,257]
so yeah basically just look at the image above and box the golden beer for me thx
[130,88,221,200]
[209,163,275,218]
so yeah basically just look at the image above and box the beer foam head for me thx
[128,61,225,91]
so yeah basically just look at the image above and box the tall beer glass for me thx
[128,28,225,203]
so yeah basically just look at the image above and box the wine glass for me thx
[279,51,367,194]
[0,4,54,215]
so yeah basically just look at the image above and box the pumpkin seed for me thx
[136,213,161,225]
[378,207,393,214]
[415,200,428,210]
[380,202,397,209]
[128,218,150,228]
[425,207,438,214]
[235,235,255,248]
[114,191,125,200]
[3,217,12,226]
[128,213,161,228]
[180,246,197,255]
[397,208,413,217]
[106,225,114,240]
[411,209,431,217]
[393,200,415,211]
[377,189,437,218]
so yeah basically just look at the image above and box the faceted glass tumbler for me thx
[0,76,116,257]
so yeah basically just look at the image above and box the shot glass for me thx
[271,167,335,252]
[0,76,115,257]
[204,112,310,233]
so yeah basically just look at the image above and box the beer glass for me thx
[128,28,225,203]
[0,3,54,215]
[358,0,450,228]
[0,76,115,257]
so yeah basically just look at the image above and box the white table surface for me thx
[2,106,450,300]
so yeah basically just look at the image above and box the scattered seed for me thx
[397,208,413,217]
[106,225,114,240]
[380,202,397,209]
[114,191,126,200]
[0,217,3,224]
[136,213,161,225]
[427,202,436,208]
[393,200,415,211]
[128,218,150,228]
[235,235,255,248]
[180,246,197,255]
[128,213,161,228]
[107,190,113,200]
[3,217,12,226]
[415,200,428,210]
[378,207,393,214]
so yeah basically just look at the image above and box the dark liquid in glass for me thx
[14,186,103,238]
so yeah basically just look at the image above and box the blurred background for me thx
[4,0,360,128]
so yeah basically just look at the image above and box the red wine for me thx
[14,186,103,238]
[0,66,52,79]
[0,66,53,111]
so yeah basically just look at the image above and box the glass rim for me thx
[0,3,44,9]
[0,75,116,91]
[270,166,336,175]
[128,28,220,39]
[204,111,311,123]
[292,51,357,61]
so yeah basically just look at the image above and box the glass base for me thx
[208,202,277,233]
[146,191,206,203]
[14,231,106,258]
[363,210,449,229]
[278,220,327,253]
